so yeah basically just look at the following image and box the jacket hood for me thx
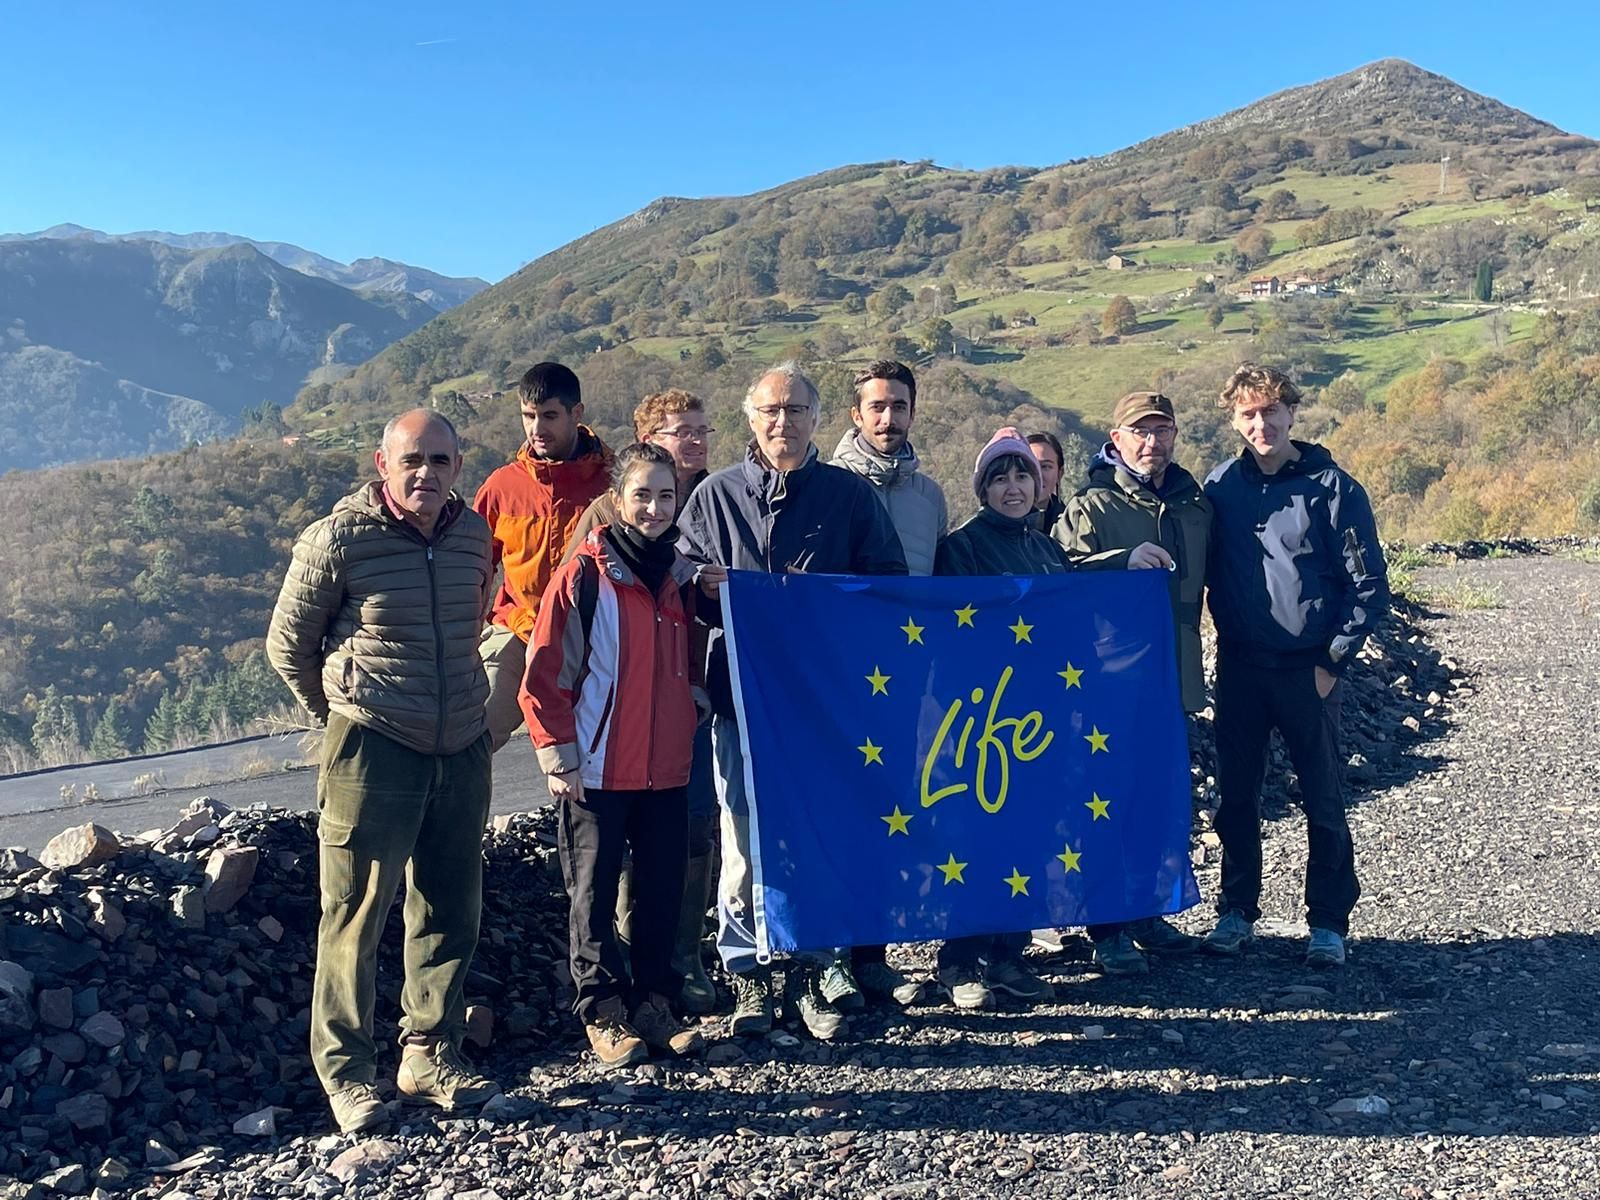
[515,425,611,480]
[1085,444,1201,500]
[831,429,922,487]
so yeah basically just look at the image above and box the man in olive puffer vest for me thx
[1054,391,1213,976]
[267,409,501,1134]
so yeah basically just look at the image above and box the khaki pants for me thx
[310,714,492,1091]
[479,624,528,752]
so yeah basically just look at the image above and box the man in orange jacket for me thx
[473,363,610,750]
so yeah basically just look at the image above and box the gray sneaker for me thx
[983,955,1055,1002]
[818,957,866,1011]
[787,967,847,1041]
[1203,910,1255,955]
[1306,928,1347,967]
[1092,931,1150,976]
[855,959,924,1006]
[937,964,993,1010]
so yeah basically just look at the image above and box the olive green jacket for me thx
[267,482,494,755]
[1053,454,1213,712]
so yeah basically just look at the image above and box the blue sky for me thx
[3,0,1597,283]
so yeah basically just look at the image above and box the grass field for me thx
[1246,164,1458,214]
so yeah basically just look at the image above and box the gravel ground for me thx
[19,554,1599,1200]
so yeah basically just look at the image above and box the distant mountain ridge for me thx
[0,223,488,312]
[0,237,438,469]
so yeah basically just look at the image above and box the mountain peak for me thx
[1110,59,1575,163]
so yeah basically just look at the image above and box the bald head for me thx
[375,408,463,535]
[382,408,460,457]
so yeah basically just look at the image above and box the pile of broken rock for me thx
[0,802,573,1194]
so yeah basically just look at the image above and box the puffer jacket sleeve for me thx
[1323,473,1390,674]
[519,559,588,775]
[1053,495,1133,571]
[265,519,343,725]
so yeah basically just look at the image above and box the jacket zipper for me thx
[426,544,446,754]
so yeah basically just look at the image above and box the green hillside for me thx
[296,59,1598,467]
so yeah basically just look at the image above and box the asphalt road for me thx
[0,735,551,854]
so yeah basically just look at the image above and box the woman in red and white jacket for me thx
[520,442,721,1066]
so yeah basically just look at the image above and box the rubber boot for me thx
[673,853,716,1014]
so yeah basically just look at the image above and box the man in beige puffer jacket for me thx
[267,409,500,1133]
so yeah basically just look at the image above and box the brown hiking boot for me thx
[395,1041,500,1111]
[631,993,705,1056]
[327,1081,389,1134]
[584,997,649,1067]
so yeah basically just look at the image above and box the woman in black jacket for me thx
[932,427,1066,1010]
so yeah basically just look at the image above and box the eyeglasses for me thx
[1117,424,1178,442]
[752,404,813,422]
[654,426,715,442]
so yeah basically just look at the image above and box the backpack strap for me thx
[575,553,600,646]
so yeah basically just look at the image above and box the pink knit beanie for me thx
[972,426,1043,499]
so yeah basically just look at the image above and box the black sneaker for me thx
[729,966,774,1036]
[1133,917,1202,954]
[1092,931,1150,975]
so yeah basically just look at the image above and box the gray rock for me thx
[170,885,206,928]
[37,986,75,1030]
[202,846,259,913]
[327,1139,405,1184]
[233,1105,283,1136]
[79,1012,124,1048]
[55,1092,111,1130]
[144,1139,180,1168]
[0,960,36,1034]
[84,890,126,941]
[37,1165,87,1195]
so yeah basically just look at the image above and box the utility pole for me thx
[1440,154,1450,195]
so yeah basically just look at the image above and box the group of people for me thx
[266,357,1389,1133]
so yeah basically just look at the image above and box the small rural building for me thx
[1105,253,1136,270]
[1249,275,1282,297]
[1285,274,1325,296]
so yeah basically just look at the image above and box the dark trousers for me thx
[1212,656,1360,936]
[938,932,1030,970]
[558,785,688,1020]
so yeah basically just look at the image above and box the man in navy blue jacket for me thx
[1201,364,1388,968]
[679,362,907,1041]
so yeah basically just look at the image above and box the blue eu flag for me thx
[722,569,1200,958]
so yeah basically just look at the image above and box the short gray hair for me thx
[742,361,821,421]
[381,408,461,455]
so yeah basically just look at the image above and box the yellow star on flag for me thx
[857,738,883,766]
[1057,844,1083,872]
[1003,867,1031,897]
[882,806,912,836]
[1085,793,1110,820]
[937,853,967,885]
[900,618,925,645]
[1058,662,1083,689]
[1084,725,1110,753]
[1009,616,1034,644]
[866,666,891,696]
[954,604,977,627]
